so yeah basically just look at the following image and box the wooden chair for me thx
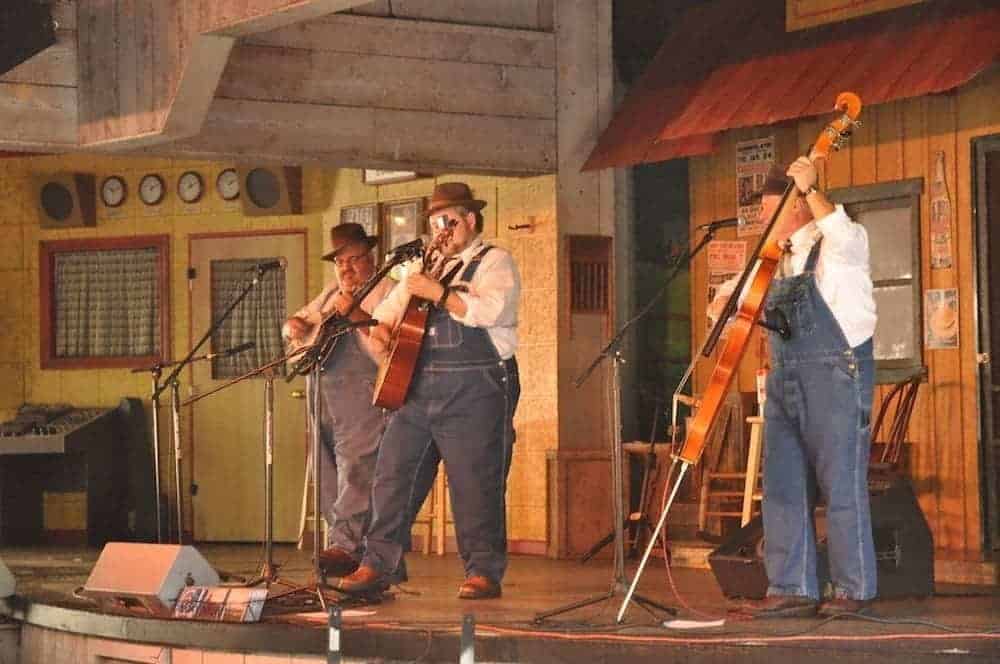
[870,368,925,474]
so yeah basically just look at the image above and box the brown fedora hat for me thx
[321,222,378,262]
[425,182,487,218]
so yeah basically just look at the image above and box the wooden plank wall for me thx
[689,69,1000,554]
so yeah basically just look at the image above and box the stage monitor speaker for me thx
[709,476,934,600]
[0,1,57,76]
[80,543,219,616]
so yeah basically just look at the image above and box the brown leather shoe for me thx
[317,546,359,578]
[818,598,872,617]
[740,595,817,618]
[333,564,388,595]
[458,575,502,600]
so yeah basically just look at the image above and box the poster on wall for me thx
[925,287,959,350]
[930,151,953,269]
[736,136,776,237]
[706,240,747,332]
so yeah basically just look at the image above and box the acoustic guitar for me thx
[372,226,455,409]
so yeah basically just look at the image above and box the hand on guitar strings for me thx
[406,272,446,304]
[284,315,313,342]
[367,323,392,356]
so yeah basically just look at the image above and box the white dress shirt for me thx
[372,236,520,359]
[711,204,876,347]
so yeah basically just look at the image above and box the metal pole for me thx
[170,380,184,544]
[460,614,475,664]
[264,373,275,575]
[311,366,325,581]
[150,369,164,543]
[616,460,689,623]
[610,351,626,586]
[327,606,341,664]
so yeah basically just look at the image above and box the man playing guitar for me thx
[334,182,521,600]
[282,223,394,578]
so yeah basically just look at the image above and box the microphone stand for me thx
[181,321,374,602]
[132,343,255,543]
[535,227,720,624]
[155,263,281,543]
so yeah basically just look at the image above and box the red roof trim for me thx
[584,0,1000,171]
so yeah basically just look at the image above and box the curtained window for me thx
[40,236,170,369]
[209,258,287,380]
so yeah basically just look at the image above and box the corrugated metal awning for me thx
[584,0,1000,171]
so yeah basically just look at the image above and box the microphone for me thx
[696,217,746,232]
[255,258,287,272]
[386,235,428,259]
[206,341,255,359]
[385,235,431,261]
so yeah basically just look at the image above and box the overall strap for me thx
[804,237,824,273]
[458,244,494,283]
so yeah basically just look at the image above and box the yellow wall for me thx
[322,170,559,544]
[0,156,558,546]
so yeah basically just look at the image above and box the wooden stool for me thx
[697,415,764,532]
[297,451,328,550]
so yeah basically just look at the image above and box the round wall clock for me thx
[216,168,240,201]
[177,170,204,204]
[139,173,166,206]
[100,175,127,208]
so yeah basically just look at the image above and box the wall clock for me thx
[139,173,166,206]
[100,175,127,208]
[177,170,204,204]
[216,168,240,201]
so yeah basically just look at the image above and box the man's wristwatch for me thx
[802,184,819,197]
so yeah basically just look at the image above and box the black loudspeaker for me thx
[709,477,934,599]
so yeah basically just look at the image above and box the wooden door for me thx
[975,136,1000,552]
[188,231,307,542]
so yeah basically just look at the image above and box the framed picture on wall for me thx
[340,202,381,254]
[382,198,425,255]
[362,170,424,185]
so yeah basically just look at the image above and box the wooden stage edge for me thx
[0,544,998,663]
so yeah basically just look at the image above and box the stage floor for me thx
[2,543,999,663]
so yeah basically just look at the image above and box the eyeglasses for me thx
[430,214,460,231]
[333,254,369,268]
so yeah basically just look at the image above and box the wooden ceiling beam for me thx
[76,1,371,150]
[144,97,555,175]
[201,0,373,37]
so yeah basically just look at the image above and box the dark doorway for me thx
[974,134,1000,553]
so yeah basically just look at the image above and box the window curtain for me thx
[210,258,287,379]
[54,248,160,357]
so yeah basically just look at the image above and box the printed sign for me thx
[925,288,959,350]
[707,240,747,331]
[736,137,776,237]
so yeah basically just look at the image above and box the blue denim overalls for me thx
[761,239,877,601]
[318,307,388,559]
[363,247,519,584]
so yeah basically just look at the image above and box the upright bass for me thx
[616,92,863,623]
[678,91,863,466]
